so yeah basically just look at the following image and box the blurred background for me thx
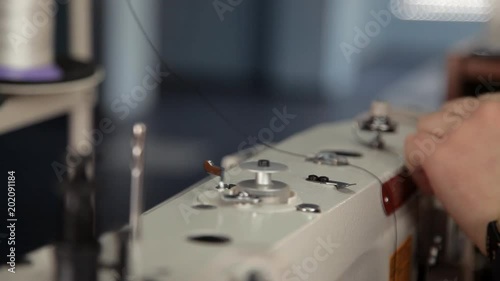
[0,0,486,257]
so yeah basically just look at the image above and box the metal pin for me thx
[130,123,146,240]
[128,123,147,281]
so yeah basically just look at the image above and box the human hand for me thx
[404,94,500,254]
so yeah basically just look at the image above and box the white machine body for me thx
[136,119,418,281]
[2,115,419,281]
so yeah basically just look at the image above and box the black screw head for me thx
[319,176,329,183]
[307,175,318,181]
[257,159,270,167]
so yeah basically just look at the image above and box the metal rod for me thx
[129,123,146,240]
[69,0,93,61]
[127,123,147,281]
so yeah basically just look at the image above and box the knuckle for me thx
[474,102,500,120]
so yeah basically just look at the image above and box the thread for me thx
[0,0,61,81]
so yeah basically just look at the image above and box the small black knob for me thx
[307,175,318,181]
[257,159,270,167]
[319,176,329,183]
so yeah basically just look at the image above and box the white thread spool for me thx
[0,0,56,71]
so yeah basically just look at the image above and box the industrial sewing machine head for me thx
[134,101,419,281]
[1,0,496,280]
[1,101,423,281]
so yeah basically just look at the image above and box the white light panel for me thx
[390,0,494,22]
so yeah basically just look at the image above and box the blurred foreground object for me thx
[392,1,500,280]
[446,0,500,100]
[0,0,103,157]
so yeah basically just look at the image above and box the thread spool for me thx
[0,0,61,82]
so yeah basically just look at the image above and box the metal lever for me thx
[204,160,228,190]
[305,175,356,189]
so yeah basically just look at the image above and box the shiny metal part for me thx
[204,160,229,190]
[428,235,443,267]
[306,175,356,189]
[373,132,386,149]
[356,101,398,149]
[240,160,288,186]
[221,191,261,204]
[236,160,291,204]
[306,151,349,166]
[237,179,291,203]
[130,123,147,240]
[359,116,397,133]
[128,123,147,281]
[296,203,321,213]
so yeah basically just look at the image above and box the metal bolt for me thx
[296,203,321,213]
[257,159,270,167]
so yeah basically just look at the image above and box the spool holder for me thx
[354,102,398,149]
[232,160,291,204]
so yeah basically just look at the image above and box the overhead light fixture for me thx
[390,0,494,22]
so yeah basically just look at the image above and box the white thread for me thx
[0,0,56,70]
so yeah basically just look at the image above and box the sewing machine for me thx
[0,102,427,281]
[2,1,497,280]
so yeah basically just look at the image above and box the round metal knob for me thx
[240,160,288,186]
[296,203,321,213]
[236,160,291,204]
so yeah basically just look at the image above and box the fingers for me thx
[404,132,435,171]
[479,93,500,102]
[417,111,455,137]
[407,93,500,194]
[418,96,482,138]
[412,168,433,194]
[442,97,478,112]
[405,132,437,193]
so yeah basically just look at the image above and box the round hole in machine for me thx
[188,234,231,244]
[330,150,363,158]
[192,204,217,210]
